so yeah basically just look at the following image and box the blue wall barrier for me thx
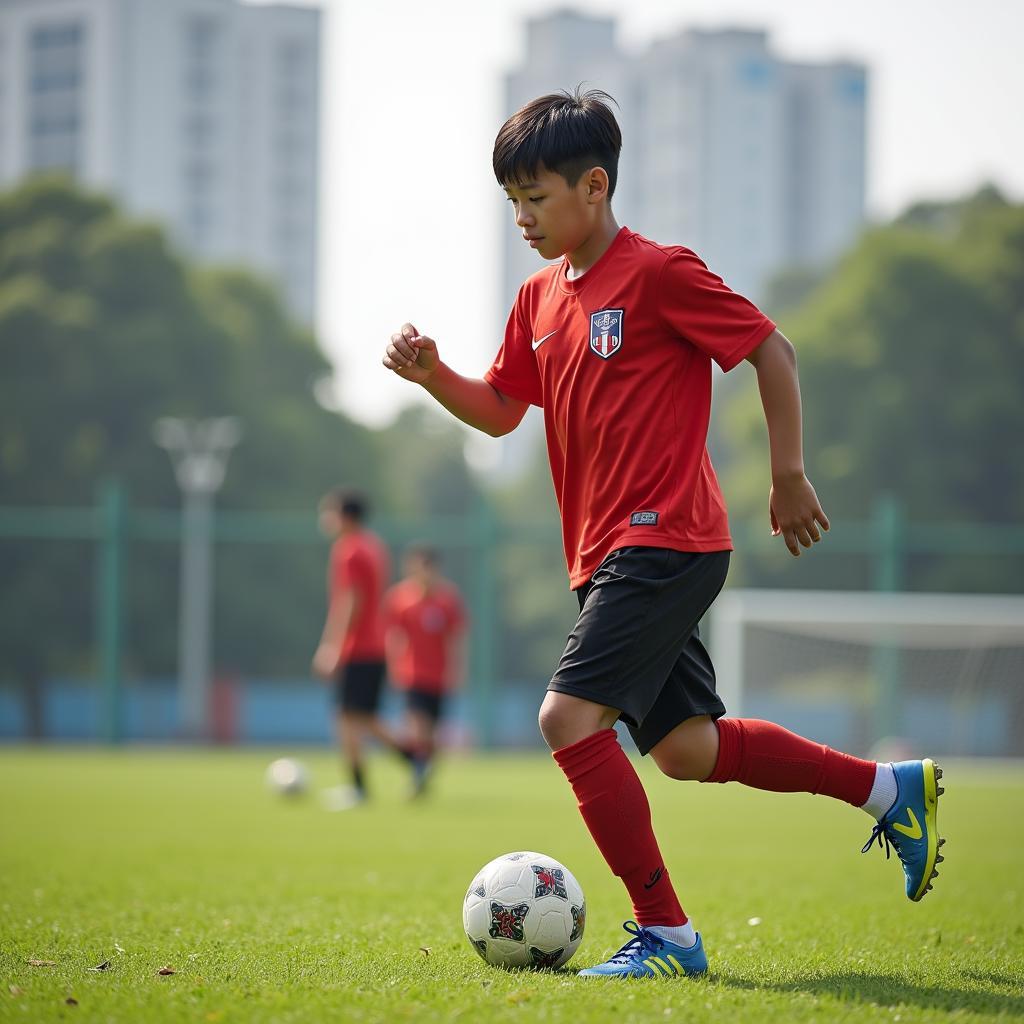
[0,678,542,748]
[0,677,1014,756]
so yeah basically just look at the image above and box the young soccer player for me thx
[382,89,943,978]
[313,488,416,808]
[383,545,467,796]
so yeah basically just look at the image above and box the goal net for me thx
[706,590,1024,759]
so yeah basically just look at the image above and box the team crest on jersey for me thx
[589,308,623,359]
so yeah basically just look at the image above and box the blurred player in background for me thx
[313,488,416,808]
[383,545,467,797]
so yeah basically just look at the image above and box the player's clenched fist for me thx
[384,322,439,385]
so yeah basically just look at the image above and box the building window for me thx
[27,20,85,172]
[183,159,215,192]
[184,113,215,149]
[275,39,309,115]
[738,58,773,88]
[31,23,83,50]
[184,17,221,100]
[838,74,865,101]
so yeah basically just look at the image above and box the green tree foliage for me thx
[373,405,482,521]
[716,187,1024,591]
[0,178,383,683]
[491,418,578,685]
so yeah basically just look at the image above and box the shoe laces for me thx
[605,921,663,964]
[861,819,903,860]
[861,780,907,861]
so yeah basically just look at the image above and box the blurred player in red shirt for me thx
[313,488,413,808]
[383,545,467,797]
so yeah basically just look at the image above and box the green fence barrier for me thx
[3,485,1024,746]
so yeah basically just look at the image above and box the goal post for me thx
[706,590,1024,758]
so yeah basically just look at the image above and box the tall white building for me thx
[781,60,867,269]
[0,0,320,323]
[631,29,789,302]
[500,13,867,312]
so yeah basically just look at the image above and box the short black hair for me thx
[493,87,622,199]
[320,487,368,522]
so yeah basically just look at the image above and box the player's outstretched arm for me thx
[746,328,830,557]
[383,322,528,437]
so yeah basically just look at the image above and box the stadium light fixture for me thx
[154,416,242,741]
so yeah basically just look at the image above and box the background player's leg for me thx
[334,709,368,800]
[367,713,406,753]
[406,707,435,761]
[404,704,436,797]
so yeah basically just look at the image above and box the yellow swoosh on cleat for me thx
[892,807,923,840]
[666,954,685,973]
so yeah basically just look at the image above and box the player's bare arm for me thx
[383,322,528,437]
[312,589,358,678]
[746,329,830,557]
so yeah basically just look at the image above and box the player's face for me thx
[405,553,433,584]
[503,167,594,262]
[318,508,342,538]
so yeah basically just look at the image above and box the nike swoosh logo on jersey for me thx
[531,330,558,350]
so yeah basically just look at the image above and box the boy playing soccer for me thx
[382,89,943,977]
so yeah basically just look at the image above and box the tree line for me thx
[2,178,1020,694]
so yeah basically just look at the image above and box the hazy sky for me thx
[305,0,1024,427]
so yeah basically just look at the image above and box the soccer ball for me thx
[463,851,585,970]
[265,758,308,796]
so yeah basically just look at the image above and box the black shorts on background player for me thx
[334,660,385,713]
[548,547,730,756]
[406,687,445,723]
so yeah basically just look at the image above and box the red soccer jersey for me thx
[484,228,775,589]
[383,580,466,693]
[329,529,391,662]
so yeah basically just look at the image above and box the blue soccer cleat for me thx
[577,921,708,978]
[862,758,945,901]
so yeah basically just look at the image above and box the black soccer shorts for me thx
[548,546,730,755]
[406,687,445,724]
[333,660,386,714]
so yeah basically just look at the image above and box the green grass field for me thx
[2,747,1022,1023]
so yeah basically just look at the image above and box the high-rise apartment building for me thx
[500,12,866,312]
[0,0,319,323]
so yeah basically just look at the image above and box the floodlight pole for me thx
[154,417,241,741]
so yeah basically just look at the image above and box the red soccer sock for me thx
[553,729,686,927]
[705,717,875,807]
